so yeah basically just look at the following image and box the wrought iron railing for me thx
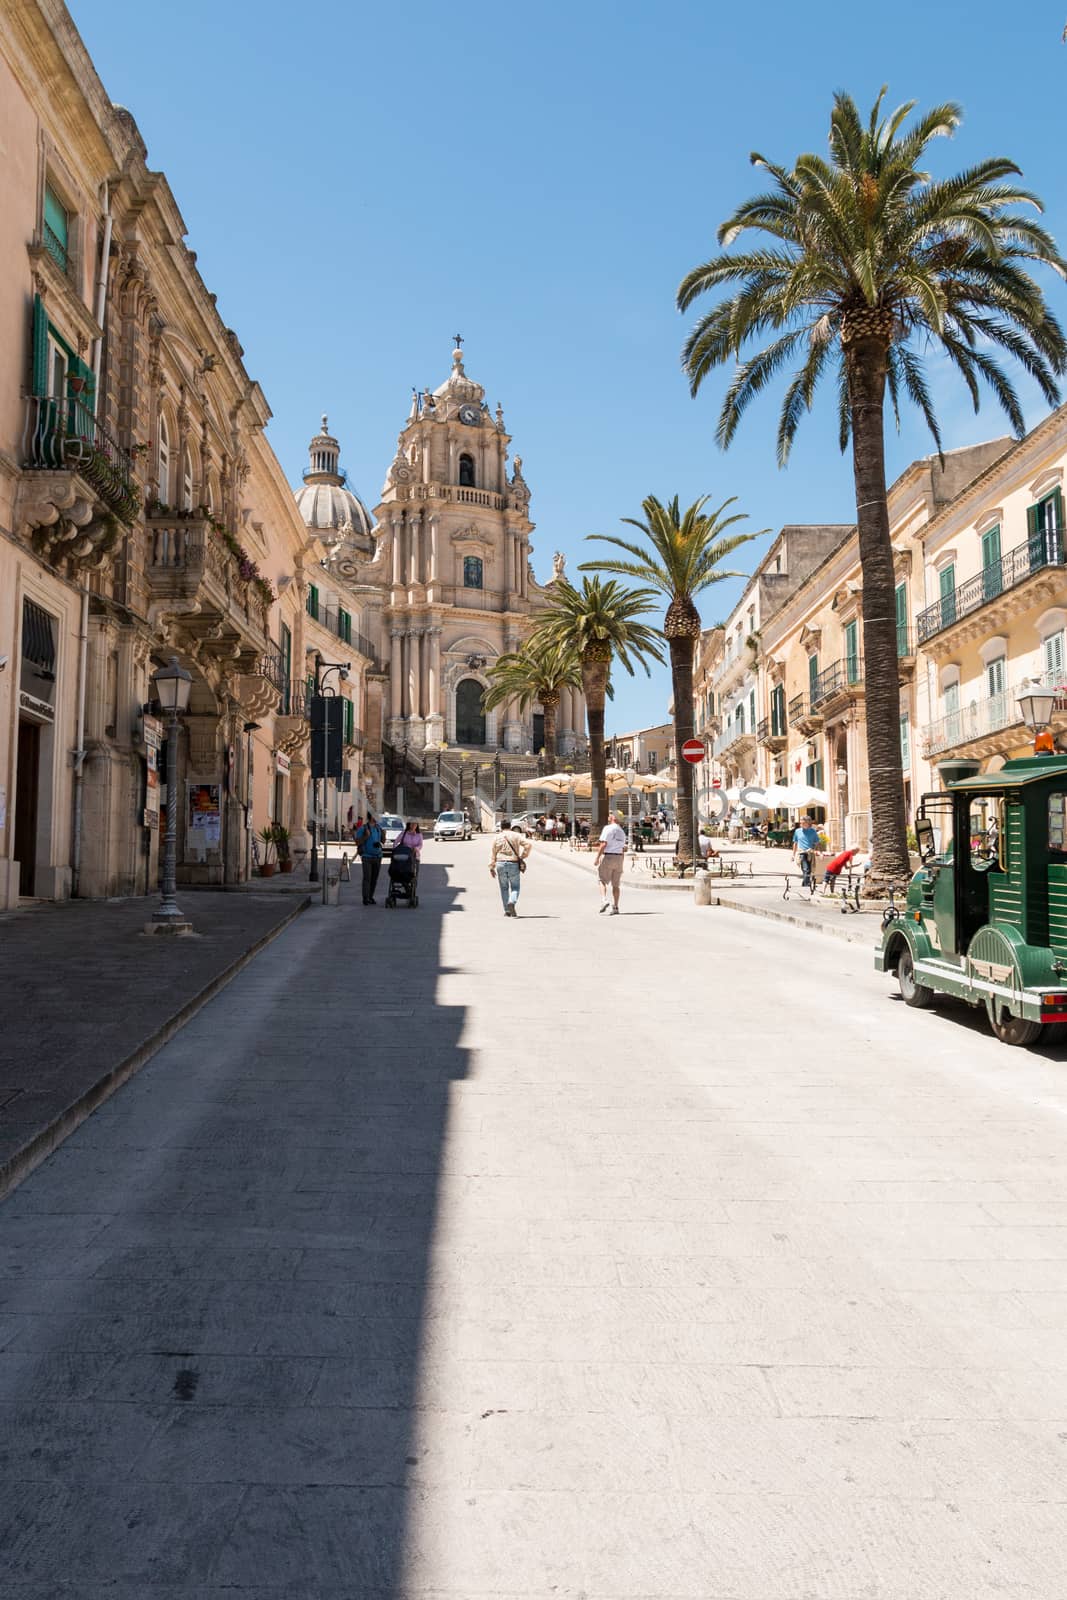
[259,642,289,695]
[42,223,69,274]
[811,657,864,706]
[921,669,1067,757]
[788,691,811,725]
[917,529,1066,642]
[23,392,138,519]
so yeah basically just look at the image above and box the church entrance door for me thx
[455,678,486,746]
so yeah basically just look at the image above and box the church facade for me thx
[293,343,587,814]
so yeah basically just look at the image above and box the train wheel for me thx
[898,949,935,1008]
[988,1007,1043,1047]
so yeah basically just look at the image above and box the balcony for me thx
[145,513,270,665]
[920,670,1067,760]
[811,657,864,716]
[313,606,385,669]
[237,641,291,721]
[17,392,139,567]
[274,677,310,756]
[391,482,506,512]
[713,723,755,760]
[917,529,1066,649]
[788,691,823,734]
[757,715,788,751]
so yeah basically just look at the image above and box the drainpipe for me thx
[90,182,113,402]
[70,586,90,896]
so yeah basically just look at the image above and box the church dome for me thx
[294,415,374,539]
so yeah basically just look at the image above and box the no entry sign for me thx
[681,739,705,765]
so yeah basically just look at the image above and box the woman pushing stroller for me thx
[386,820,423,909]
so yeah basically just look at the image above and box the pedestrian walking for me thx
[490,819,531,916]
[355,812,384,905]
[596,810,627,915]
[792,814,821,890]
[396,819,423,857]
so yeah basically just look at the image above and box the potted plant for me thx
[273,823,292,872]
[258,825,277,876]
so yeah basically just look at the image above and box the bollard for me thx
[325,868,341,907]
[693,868,712,907]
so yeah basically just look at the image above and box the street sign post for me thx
[680,739,704,861]
[681,739,704,765]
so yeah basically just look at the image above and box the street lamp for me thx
[623,764,637,848]
[243,721,261,881]
[310,659,350,898]
[1017,678,1058,752]
[150,656,193,934]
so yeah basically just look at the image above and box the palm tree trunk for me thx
[541,691,559,770]
[583,653,610,831]
[669,635,698,864]
[847,340,911,888]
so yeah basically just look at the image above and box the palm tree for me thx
[481,636,582,769]
[581,494,761,864]
[677,89,1067,885]
[529,577,663,830]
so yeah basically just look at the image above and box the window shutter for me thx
[1027,503,1039,541]
[43,187,68,250]
[32,294,48,396]
[1053,490,1065,538]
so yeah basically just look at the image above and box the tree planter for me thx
[258,862,276,877]
[278,860,293,873]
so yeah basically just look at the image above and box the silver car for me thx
[378,813,404,854]
[433,810,472,842]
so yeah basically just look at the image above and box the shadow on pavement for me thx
[0,861,468,1595]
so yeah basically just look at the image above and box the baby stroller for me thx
[385,842,419,908]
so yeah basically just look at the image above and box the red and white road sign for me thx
[712,778,721,789]
[681,739,705,765]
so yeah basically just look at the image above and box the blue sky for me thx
[70,0,1067,730]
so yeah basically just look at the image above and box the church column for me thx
[407,629,420,719]
[409,512,422,586]
[448,437,456,483]
[390,517,401,587]
[428,516,439,584]
[390,628,403,720]
[504,533,513,597]
[418,627,431,718]
[519,537,528,599]
[427,626,441,718]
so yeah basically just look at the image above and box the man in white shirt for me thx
[595,811,628,915]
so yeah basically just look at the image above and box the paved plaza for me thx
[2,840,1067,1596]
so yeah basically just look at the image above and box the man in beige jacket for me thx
[490,821,533,917]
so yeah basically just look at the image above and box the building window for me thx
[459,453,475,488]
[1044,630,1065,682]
[43,185,69,274]
[1029,491,1065,569]
[986,655,1006,709]
[306,583,319,620]
[771,683,786,737]
[981,525,1002,602]
[807,652,819,700]
[338,609,352,644]
[181,453,193,513]
[343,697,355,745]
[158,416,170,502]
[895,582,908,654]
[844,619,860,682]
[463,555,483,589]
[900,714,910,771]
[938,563,956,628]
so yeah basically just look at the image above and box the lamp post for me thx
[1017,679,1058,752]
[243,720,261,881]
[149,656,193,934]
[311,659,351,901]
[623,765,637,849]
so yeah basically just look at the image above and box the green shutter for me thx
[939,564,956,626]
[1027,503,1040,540]
[339,609,351,643]
[749,688,756,728]
[307,584,319,620]
[844,620,859,681]
[981,526,1001,568]
[343,698,354,743]
[895,583,908,654]
[900,715,910,769]
[1053,490,1065,544]
[808,653,818,696]
[32,294,48,396]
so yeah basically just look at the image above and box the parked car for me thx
[509,813,540,835]
[433,810,472,842]
[378,813,404,854]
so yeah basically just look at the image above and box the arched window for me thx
[458,453,475,488]
[455,678,486,746]
[157,415,170,502]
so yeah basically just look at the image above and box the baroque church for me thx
[292,342,587,812]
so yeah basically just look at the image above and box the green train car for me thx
[877,752,1067,1046]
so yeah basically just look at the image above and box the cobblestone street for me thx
[3,840,1067,1597]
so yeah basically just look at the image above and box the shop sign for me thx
[275,750,291,775]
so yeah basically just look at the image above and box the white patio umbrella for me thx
[780,783,828,808]
[631,771,676,792]
[519,773,575,794]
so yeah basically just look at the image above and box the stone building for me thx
[0,0,361,905]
